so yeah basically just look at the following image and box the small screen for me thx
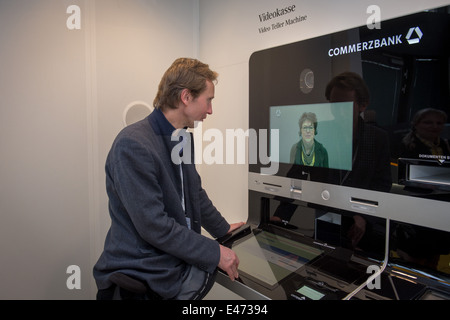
[232,231,323,288]
[297,285,325,300]
[270,102,354,171]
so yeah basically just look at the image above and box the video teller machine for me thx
[215,4,450,300]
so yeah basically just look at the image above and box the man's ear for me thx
[180,88,191,105]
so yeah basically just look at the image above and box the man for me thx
[94,58,243,300]
[325,72,391,253]
[325,71,392,192]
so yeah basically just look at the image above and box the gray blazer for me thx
[93,109,230,299]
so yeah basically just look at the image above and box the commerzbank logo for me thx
[405,26,423,44]
[328,26,423,57]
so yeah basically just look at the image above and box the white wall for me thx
[197,0,450,226]
[0,0,91,299]
[0,0,199,300]
[0,0,449,300]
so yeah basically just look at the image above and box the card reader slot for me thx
[262,182,282,188]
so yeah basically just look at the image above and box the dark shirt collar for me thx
[148,108,176,136]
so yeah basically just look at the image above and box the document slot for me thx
[350,197,378,214]
[350,197,379,207]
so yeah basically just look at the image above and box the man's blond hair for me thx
[153,58,218,111]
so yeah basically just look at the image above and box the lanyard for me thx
[179,164,186,213]
[180,164,191,230]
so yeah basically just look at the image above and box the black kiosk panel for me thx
[249,5,450,201]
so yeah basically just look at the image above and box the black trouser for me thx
[96,268,217,300]
[97,284,162,300]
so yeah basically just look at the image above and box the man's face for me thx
[184,80,214,128]
[329,87,365,134]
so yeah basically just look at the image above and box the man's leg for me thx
[173,265,217,300]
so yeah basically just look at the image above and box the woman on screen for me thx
[290,112,329,167]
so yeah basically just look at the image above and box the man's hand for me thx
[228,222,245,233]
[218,245,240,281]
[348,215,366,249]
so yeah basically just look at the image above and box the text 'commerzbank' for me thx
[328,34,402,57]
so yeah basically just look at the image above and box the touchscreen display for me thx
[232,231,323,288]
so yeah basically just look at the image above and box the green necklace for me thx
[301,141,315,166]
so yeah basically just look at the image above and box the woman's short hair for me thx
[299,112,318,135]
